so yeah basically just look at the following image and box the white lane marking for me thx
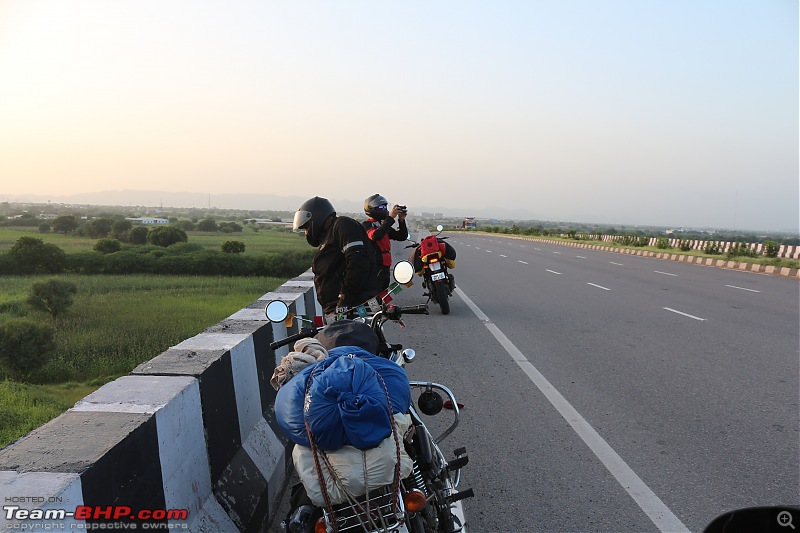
[725,285,760,293]
[500,254,507,258]
[553,251,561,254]
[486,250,492,253]
[455,287,690,533]
[518,260,529,264]
[546,269,562,275]
[610,262,624,266]
[663,307,706,321]
[534,247,541,251]
[654,271,677,277]
[587,283,611,291]
[576,256,587,259]
[475,247,481,250]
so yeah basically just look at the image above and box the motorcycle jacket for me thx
[363,216,409,268]
[313,216,378,313]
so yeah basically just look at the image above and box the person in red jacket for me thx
[362,194,409,291]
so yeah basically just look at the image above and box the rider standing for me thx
[362,194,409,291]
[293,196,378,319]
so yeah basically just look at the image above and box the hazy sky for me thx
[0,1,797,231]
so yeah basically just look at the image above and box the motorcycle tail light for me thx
[404,488,427,513]
[314,517,329,533]
[429,256,439,263]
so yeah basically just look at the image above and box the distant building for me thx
[126,217,169,225]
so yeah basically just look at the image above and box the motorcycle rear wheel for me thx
[435,282,450,315]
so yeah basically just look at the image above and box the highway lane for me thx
[389,232,798,532]
[269,232,798,532]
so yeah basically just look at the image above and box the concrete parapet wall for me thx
[0,272,321,531]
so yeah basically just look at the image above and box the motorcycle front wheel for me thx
[434,282,450,315]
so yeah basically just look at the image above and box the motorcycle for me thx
[266,261,473,533]
[406,226,456,315]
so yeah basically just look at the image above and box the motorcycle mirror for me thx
[393,261,415,285]
[436,225,444,232]
[265,300,289,322]
[418,387,444,416]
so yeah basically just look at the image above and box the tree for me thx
[38,222,51,234]
[175,219,196,231]
[111,219,132,241]
[197,218,218,232]
[26,279,78,318]
[94,238,122,254]
[147,226,188,247]
[52,215,79,235]
[128,225,149,245]
[221,240,246,254]
[8,237,66,274]
[0,319,56,381]
[87,217,114,238]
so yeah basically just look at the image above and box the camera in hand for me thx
[398,205,408,213]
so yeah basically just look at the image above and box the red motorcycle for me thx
[407,226,456,315]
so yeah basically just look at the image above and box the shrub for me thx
[726,242,759,259]
[66,251,106,274]
[0,319,56,381]
[146,226,188,247]
[129,226,149,245]
[104,251,157,274]
[7,237,67,274]
[703,242,722,255]
[38,222,51,234]
[197,218,218,231]
[678,240,693,252]
[656,238,672,250]
[26,279,78,318]
[763,240,779,258]
[94,238,122,254]
[222,240,246,254]
[111,219,132,241]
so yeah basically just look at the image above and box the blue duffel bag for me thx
[275,346,410,450]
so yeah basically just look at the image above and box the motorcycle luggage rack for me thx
[329,484,402,532]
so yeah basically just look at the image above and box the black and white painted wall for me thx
[0,272,320,532]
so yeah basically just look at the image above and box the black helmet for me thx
[293,196,335,247]
[364,194,389,220]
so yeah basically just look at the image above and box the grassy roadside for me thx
[0,274,288,448]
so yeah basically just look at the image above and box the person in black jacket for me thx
[362,194,409,291]
[293,196,378,319]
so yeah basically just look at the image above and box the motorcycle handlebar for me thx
[269,328,317,350]
[398,304,429,315]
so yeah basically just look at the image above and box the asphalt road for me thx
[388,232,799,533]
[270,232,799,533]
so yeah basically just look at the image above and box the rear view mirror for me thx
[436,225,444,232]
[393,261,415,284]
[265,300,289,323]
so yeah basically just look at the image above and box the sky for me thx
[0,1,797,232]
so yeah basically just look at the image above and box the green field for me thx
[0,274,285,447]
[0,225,308,255]
[0,225,312,448]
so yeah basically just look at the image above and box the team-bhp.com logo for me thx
[3,504,189,530]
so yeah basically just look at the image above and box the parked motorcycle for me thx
[406,226,456,315]
[266,262,473,533]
